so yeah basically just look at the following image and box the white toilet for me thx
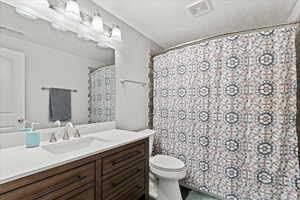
[139,129,186,200]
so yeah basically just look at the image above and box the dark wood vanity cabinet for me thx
[0,139,149,200]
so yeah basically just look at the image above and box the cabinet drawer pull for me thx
[32,175,87,200]
[112,151,142,165]
[111,168,143,188]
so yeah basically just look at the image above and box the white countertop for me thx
[0,129,153,184]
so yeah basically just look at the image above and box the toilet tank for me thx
[138,129,156,156]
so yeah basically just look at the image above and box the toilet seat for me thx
[150,155,185,172]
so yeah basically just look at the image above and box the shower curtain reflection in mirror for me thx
[89,65,115,123]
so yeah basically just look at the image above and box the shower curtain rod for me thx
[154,20,300,57]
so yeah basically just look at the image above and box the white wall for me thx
[82,0,163,131]
[115,33,159,131]
[0,34,103,128]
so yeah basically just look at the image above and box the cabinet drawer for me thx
[0,162,95,200]
[107,179,144,200]
[102,161,145,200]
[58,183,95,200]
[56,182,95,200]
[66,187,94,200]
[102,143,145,175]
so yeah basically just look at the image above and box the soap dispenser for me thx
[19,120,31,132]
[25,123,41,148]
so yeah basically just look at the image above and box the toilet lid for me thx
[150,155,185,172]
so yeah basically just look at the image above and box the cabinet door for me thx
[102,161,145,200]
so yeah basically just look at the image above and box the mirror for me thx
[0,1,115,133]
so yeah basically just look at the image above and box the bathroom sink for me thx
[42,137,109,155]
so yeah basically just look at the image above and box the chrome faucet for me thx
[63,122,73,140]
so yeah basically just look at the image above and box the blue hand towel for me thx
[49,88,72,121]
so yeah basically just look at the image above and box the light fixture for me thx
[14,0,123,45]
[15,7,38,20]
[42,0,50,8]
[104,29,111,38]
[65,0,81,22]
[81,13,91,26]
[111,25,122,41]
[77,26,95,41]
[91,13,104,32]
[49,0,65,13]
[35,0,50,8]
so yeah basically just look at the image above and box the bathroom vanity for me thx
[0,130,151,200]
[0,1,152,199]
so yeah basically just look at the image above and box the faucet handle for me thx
[63,127,70,140]
[74,128,80,138]
[49,132,57,143]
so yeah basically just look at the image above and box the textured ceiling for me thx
[92,0,299,48]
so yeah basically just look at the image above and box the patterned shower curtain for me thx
[153,26,300,199]
[89,65,115,123]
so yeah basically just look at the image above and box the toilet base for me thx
[157,178,182,200]
[150,178,182,200]
[149,173,158,199]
